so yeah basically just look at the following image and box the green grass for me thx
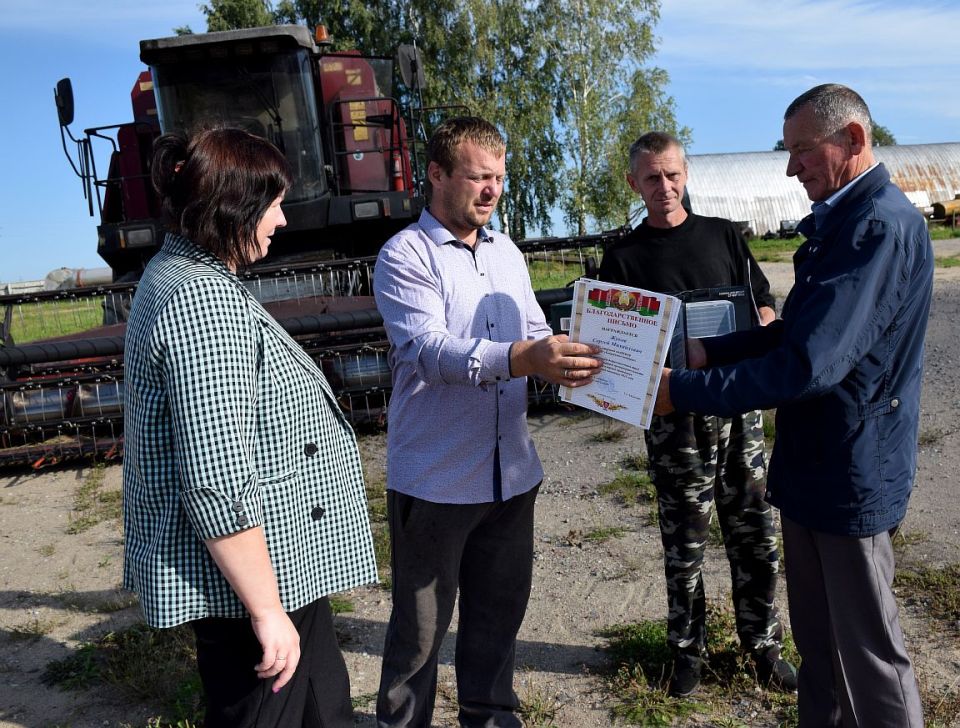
[598,601,799,726]
[936,255,960,268]
[619,453,648,472]
[746,237,803,262]
[928,225,960,241]
[762,409,777,447]
[43,623,204,725]
[67,463,122,535]
[598,471,656,507]
[526,257,588,290]
[583,525,629,542]
[329,596,354,615]
[4,298,104,344]
[894,562,960,626]
[588,425,628,443]
[351,691,378,709]
[519,686,561,727]
[9,615,61,641]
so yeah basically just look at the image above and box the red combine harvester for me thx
[0,24,616,468]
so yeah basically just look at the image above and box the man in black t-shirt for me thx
[599,131,796,697]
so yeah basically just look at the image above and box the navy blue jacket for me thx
[670,165,934,536]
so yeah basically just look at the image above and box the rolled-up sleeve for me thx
[155,277,264,539]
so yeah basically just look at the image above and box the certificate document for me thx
[560,278,679,429]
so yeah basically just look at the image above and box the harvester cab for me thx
[56,24,425,282]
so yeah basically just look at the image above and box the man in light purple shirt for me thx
[374,116,601,727]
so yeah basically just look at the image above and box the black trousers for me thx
[191,597,354,728]
[376,486,538,728]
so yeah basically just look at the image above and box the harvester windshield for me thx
[150,47,326,204]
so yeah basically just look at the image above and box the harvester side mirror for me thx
[397,45,426,91]
[55,78,75,127]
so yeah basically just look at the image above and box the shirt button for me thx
[891,398,900,408]
[236,514,249,526]
[806,275,812,283]
[304,442,319,456]
[311,506,325,521]
[232,501,244,512]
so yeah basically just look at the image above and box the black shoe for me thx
[753,651,798,693]
[668,654,703,697]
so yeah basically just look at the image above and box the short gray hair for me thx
[784,84,873,142]
[628,131,686,176]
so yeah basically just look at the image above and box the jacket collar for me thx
[797,164,891,239]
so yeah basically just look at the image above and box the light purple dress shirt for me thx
[373,209,553,503]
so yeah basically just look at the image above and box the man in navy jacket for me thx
[656,84,932,727]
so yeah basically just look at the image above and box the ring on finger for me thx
[277,655,287,661]
[563,368,570,378]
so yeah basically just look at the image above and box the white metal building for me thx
[686,142,960,236]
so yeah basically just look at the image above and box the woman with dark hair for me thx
[122,127,377,727]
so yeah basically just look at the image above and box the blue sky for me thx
[2,0,958,282]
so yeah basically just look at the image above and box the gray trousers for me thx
[781,517,923,728]
[376,486,538,728]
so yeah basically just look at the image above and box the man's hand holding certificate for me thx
[560,278,679,429]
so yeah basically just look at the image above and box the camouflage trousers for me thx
[644,409,783,658]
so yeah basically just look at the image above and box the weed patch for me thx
[921,681,960,727]
[895,562,960,627]
[329,596,354,615]
[762,409,777,447]
[68,463,122,535]
[598,601,799,726]
[917,426,951,448]
[519,686,561,727]
[351,691,378,709]
[598,471,656,507]
[935,255,960,268]
[584,525,628,543]
[589,425,628,443]
[619,453,648,472]
[9,615,60,640]
[43,622,203,725]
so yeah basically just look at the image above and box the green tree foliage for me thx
[872,122,896,146]
[542,0,687,234]
[184,0,679,239]
[200,0,274,32]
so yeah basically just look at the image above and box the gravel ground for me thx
[1,242,958,728]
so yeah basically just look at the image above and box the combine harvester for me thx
[0,24,616,468]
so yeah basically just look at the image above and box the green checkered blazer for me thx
[122,234,378,628]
